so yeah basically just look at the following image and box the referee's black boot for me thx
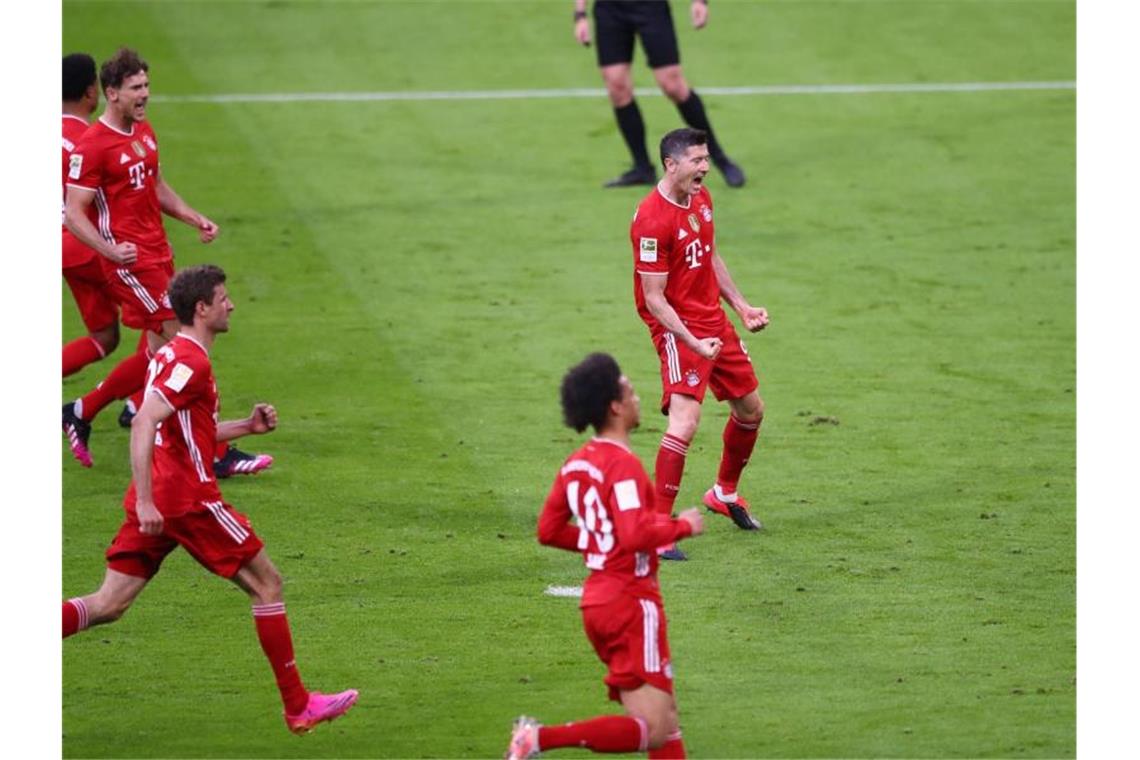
[604,165,656,188]
[713,155,746,188]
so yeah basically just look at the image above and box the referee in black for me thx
[573,0,745,188]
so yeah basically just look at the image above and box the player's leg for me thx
[703,334,764,529]
[594,1,655,187]
[63,330,150,466]
[230,546,358,733]
[506,600,655,757]
[62,261,121,376]
[621,684,685,757]
[656,392,701,518]
[62,568,150,637]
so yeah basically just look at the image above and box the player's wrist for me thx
[573,10,587,21]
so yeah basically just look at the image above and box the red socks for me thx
[77,349,149,422]
[252,603,309,715]
[63,598,89,638]
[63,337,105,377]
[538,715,648,753]
[649,732,687,758]
[655,434,690,516]
[716,414,760,494]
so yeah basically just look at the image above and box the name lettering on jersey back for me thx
[561,459,604,483]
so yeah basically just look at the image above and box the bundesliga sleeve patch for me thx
[68,154,83,180]
[614,479,642,511]
[164,362,195,393]
[639,237,658,263]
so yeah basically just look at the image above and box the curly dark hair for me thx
[560,353,623,433]
[169,264,226,326]
[99,47,148,92]
[63,53,97,101]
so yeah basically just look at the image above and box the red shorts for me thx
[653,321,759,413]
[106,500,265,580]
[62,243,119,333]
[583,595,674,702]
[104,259,176,331]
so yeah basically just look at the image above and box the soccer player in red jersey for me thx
[506,353,702,759]
[62,47,219,466]
[62,53,122,378]
[61,265,357,734]
[630,128,770,559]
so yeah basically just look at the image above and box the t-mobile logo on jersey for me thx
[683,239,705,269]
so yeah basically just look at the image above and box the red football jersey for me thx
[65,117,172,267]
[630,185,726,338]
[128,333,222,517]
[538,438,692,607]
[62,115,98,269]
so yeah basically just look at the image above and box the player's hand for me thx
[693,336,723,360]
[691,0,708,30]
[197,215,220,243]
[104,241,138,266]
[248,403,278,435]
[137,499,164,536]
[678,507,704,536]
[740,306,770,332]
[575,18,591,46]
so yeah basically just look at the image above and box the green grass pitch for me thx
[61,1,1074,757]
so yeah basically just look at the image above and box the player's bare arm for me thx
[711,251,769,332]
[640,272,723,359]
[216,403,278,442]
[131,390,175,535]
[64,186,138,265]
[156,172,219,243]
[691,0,709,30]
[573,0,591,45]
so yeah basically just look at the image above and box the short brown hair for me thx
[659,127,708,169]
[99,47,148,92]
[169,265,226,325]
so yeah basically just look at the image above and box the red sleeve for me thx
[67,133,102,191]
[148,351,207,413]
[536,473,581,552]
[631,203,674,277]
[607,458,693,552]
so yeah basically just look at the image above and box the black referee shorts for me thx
[594,0,681,69]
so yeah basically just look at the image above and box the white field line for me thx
[151,80,1075,105]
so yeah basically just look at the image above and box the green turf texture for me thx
[62,1,1074,757]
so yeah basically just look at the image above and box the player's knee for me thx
[641,709,676,749]
[93,324,120,355]
[251,566,284,605]
[606,82,634,107]
[659,76,689,103]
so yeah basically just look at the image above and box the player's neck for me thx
[593,425,631,450]
[62,101,93,120]
[657,179,692,208]
[178,326,215,353]
[100,108,136,134]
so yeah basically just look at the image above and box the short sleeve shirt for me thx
[630,185,726,337]
[137,333,222,516]
[66,118,172,266]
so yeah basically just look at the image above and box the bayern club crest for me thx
[700,205,712,223]
[684,369,701,387]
